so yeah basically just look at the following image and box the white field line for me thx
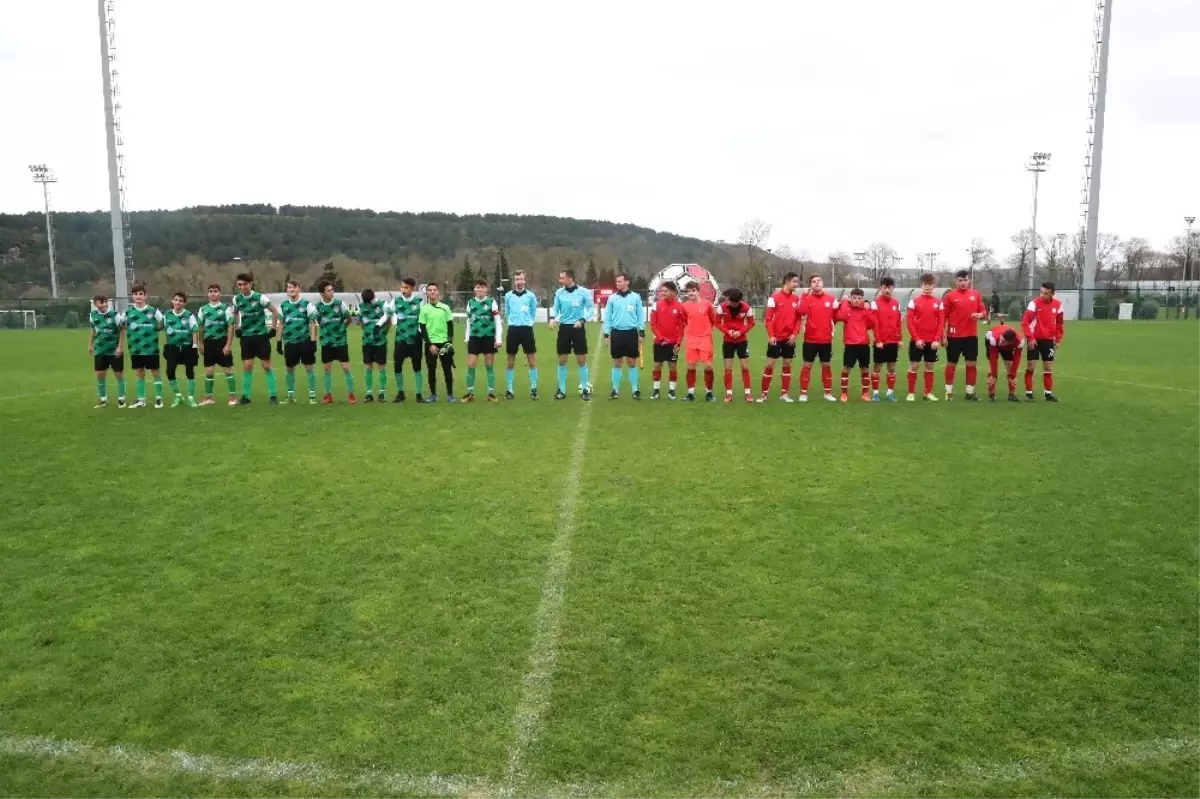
[0,387,76,402]
[2,732,1194,797]
[1061,374,1199,393]
[499,326,603,797]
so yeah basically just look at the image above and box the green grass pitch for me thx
[0,322,1197,797]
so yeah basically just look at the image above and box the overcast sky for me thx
[1,0,1195,268]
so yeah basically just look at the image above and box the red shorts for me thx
[686,345,714,364]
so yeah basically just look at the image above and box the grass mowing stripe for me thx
[1061,374,1199,393]
[501,327,602,798]
[2,732,1194,797]
[0,387,76,402]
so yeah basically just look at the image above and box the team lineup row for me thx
[83,269,1067,408]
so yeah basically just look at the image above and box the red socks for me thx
[871,372,880,391]
[669,367,678,383]
[944,364,956,388]
[1007,364,1018,393]
[821,364,832,392]
[840,373,850,393]
[1025,370,1034,392]
[652,367,662,381]
[907,371,917,394]
[724,370,733,391]
[704,371,714,391]
[1043,372,1054,392]
[741,367,751,391]
[799,364,811,392]
[923,370,934,394]
[761,368,773,394]
[861,371,871,394]
[886,372,896,391]
[966,363,977,388]
[782,366,793,394]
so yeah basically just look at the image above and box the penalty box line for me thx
[2,731,1195,797]
[500,325,604,797]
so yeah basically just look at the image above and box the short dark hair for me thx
[1041,281,1056,292]
[560,269,575,280]
[173,291,187,302]
[920,273,936,285]
[1002,328,1018,342]
[615,272,629,282]
[131,283,147,294]
[317,280,333,293]
[808,274,821,283]
[93,294,108,303]
[236,272,253,284]
[401,277,416,288]
[286,279,301,290]
[426,281,440,290]
[474,278,488,288]
[850,287,864,297]
[661,281,677,293]
[361,288,375,303]
[955,269,970,279]
[724,287,744,304]
[207,283,221,292]
[782,272,798,284]
[879,276,894,287]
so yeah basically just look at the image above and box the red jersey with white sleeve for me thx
[716,301,755,342]
[649,297,687,345]
[836,299,875,345]
[906,292,944,344]
[985,324,1023,352]
[871,295,903,344]
[799,291,838,344]
[942,287,987,339]
[764,289,803,341]
[1021,297,1065,343]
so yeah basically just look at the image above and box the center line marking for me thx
[500,325,602,797]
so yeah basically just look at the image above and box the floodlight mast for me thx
[1079,0,1114,319]
[98,0,133,308]
[28,164,59,298]
[1026,152,1051,296]
[1186,217,1196,281]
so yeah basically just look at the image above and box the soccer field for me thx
[1,322,1197,798]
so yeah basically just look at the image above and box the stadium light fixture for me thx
[1186,217,1196,281]
[28,164,60,298]
[1026,152,1051,296]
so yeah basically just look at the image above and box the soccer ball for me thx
[648,263,720,304]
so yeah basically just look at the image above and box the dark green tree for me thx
[308,261,344,292]
[630,273,650,292]
[455,256,475,293]
[585,255,599,286]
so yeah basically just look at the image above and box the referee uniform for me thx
[603,289,645,397]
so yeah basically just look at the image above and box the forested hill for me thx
[0,205,736,295]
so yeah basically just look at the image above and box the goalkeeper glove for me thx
[275,339,283,355]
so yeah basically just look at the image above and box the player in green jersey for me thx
[463,278,503,402]
[275,279,319,404]
[357,288,389,402]
[124,283,166,409]
[88,294,127,408]
[382,277,425,403]
[197,283,239,406]
[315,280,357,404]
[418,281,456,403]
[164,291,200,408]
[232,272,280,405]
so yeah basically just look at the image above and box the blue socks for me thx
[612,367,622,392]
[629,366,639,392]
[557,364,567,393]
[506,367,514,393]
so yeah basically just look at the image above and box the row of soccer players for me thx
[85,269,1064,408]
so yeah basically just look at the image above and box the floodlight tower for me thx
[1186,217,1195,281]
[98,0,134,307]
[1025,152,1051,296]
[28,164,59,298]
[1078,0,1114,318]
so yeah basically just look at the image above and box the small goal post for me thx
[0,309,37,329]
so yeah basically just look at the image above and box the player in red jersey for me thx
[905,272,944,401]
[941,269,989,402]
[758,272,803,402]
[985,323,1024,402]
[649,281,686,400]
[681,283,718,402]
[1021,281,1065,402]
[797,275,839,402]
[836,288,875,402]
[717,288,755,403]
[870,276,902,401]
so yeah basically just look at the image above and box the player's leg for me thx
[609,339,623,399]
[363,346,376,400]
[441,349,456,401]
[241,353,255,401]
[871,346,882,398]
[860,359,871,401]
[321,346,335,402]
[113,358,126,407]
[626,356,640,398]
[182,350,198,406]
[819,346,834,400]
[1041,340,1057,400]
[1024,344,1038,400]
[505,347,518,397]
[424,347,439,400]
[798,347,815,400]
[259,345,278,403]
[555,340,570,398]
[684,351,698,400]
[410,344,424,401]
[739,351,752,400]
[906,342,921,400]
[1008,349,1023,400]
[133,365,147,407]
[376,348,388,400]
[576,352,590,399]
[93,360,109,408]
[484,351,496,399]
[166,348,182,406]
[963,338,979,399]
[723,343,735,402]
[465,351,478,399]
[839,349,851,401]
[986,346,1000,400]
[759,352,777,401]
[149,364,164,408]
[944,340,960,399]
[923,351,937,400]
[340,354,356,403]
[703,354,715,401]
[393,343,406,401]
[526,349,539,399]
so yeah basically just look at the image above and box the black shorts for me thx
[908,341,939,363]
[946,336,980,363]
[506,327,537,356]
[1026,338,1057,362]
[556,324,588,356]
[609,329,640,360]
[802,342,833,363]
[766,341,796,360]
[362,343,388,365]
[93,353,124,372]
[652,342,679,363]
[240,334,271,362]
[394,340,423,370]
[321,344,350,364]
[722,341,750,360]
[843,344,870,370]
[467,337,497,356]
[130,353,160,371]
[874,343,900,364]
[202,339,233,368]
[987,344,1017,363]
[165,344,199,368]
[284,341,316,368]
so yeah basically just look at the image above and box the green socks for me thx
[285,370,296,394]
[96,378,107,401]
[169,378,179,395]
[116,376,126,399]
[187,378,195,396]
[323,371,333,394]
[466,368,476,394]
[395,371,405,393]
[264,369,277,398]
[153,379,162,399]
[378,370,388,392]
[242,368,254,398]
[136,377,146,400]
[485,365,495,392]
[306,369,316,395]
[225,374,236,394]
[205,376,214,395]
[365,370,374,393]
[415,371,424,395]
[343,370,354,393]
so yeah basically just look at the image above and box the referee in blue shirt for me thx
[602,272,645,399]
[503,270,539,400]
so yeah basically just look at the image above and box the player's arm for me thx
[602,300,612,337]
[549,291,561,329]
[635,295,645,337]
[446,316,455,346]
[190,315,199,348]
[87,324,96,354]
[1055,305,1065,345]
[906,300,920,345]
[492,299,503,345]
[648,302,660,342]
[764,297,777,342]
[974,294,988,320]
[1021,303,1036,344]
